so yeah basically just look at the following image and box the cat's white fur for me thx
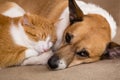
[10,23,53,52]
[2,2,25,18]
[25,49,39,58]
[10,23,53,62]
[10,23,35,49]
[22,50,54,65]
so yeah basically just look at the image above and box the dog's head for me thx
[48,0,120,70]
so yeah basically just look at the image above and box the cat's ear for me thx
[20,13,34,27]
[101,42,120,59]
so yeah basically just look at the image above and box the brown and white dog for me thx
[47,0,120,70]
[0,0,120,70]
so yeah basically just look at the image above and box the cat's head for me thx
[18,13,57,44]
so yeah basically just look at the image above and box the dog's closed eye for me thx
[76,49,89,57]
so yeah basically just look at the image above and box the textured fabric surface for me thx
[0,59,120,80]
[0,0,120,80]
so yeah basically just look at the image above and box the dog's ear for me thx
[101,42,120,59]
[69,0,84,25]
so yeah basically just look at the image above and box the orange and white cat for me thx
[0,2,56,68]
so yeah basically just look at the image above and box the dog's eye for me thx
[76,49,89,57]
[65,33,73,43]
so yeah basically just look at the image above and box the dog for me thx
[0,2,56,68]
[47,0,120,70]
[1,0,119,70]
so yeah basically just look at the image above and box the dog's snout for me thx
[48,55,59,69]
[48,55,67,70]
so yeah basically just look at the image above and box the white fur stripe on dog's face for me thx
[2,3,25,18]
[56,59,67,70]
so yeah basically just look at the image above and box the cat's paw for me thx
[34,36,53,53]
[25,49,39,58]
[21,50,53,66]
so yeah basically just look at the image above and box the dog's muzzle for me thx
[48,55,67,70]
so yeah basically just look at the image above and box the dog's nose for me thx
[48,55,59,69]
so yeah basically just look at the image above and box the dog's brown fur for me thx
[59,14,111,67]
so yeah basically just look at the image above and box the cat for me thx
[0,11,56,68]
